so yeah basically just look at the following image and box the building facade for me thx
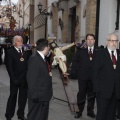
[12,0,119,46]
[13,0,34,44]
[47,0,97,44]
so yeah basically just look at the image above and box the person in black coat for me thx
[93,33,120,120]
[70,41,87,79]
[74,34,98,118]
[5,35,31,120]
[26,38,53,120]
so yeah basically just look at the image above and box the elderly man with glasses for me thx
[93,33,120,120]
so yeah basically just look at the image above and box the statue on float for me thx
[9,16,16,31]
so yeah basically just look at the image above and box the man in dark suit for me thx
[26,38,53,120]
[93,33,120,120]
[5,35,31,120]
[74,34,98,118]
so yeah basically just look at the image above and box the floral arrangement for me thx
[0,28,28,37]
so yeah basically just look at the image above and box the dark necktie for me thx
[44,58,51,72]
[89,48,92,58]
[18,49,22,54]
[111,51,116,65]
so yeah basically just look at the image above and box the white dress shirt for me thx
[14,47,22,53]
[107,47,117,60]
[88,46,94,53]
[37,50,45,60]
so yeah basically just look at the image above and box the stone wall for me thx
[75,1,81,42]
[52,6,58,38]
[86,0,96,34]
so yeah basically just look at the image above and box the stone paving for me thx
[0,65,96,120]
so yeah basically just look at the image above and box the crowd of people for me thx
[3,33,120,120]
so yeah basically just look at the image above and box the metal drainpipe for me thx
[115,0,119,30]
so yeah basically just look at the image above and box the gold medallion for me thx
[49,72,52,77]
[90,57,92,61]
[113,65,116,69]
[20,58,24,61]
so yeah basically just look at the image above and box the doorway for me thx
[70,7,76,43]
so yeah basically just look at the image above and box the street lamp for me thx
[38,2,52,39]
[38,2,43,14]
[28,23,31,44]
[13,5,16,12]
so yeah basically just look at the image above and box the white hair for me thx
[107,33,118,41]
[12,35,23,44]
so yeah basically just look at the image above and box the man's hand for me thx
[75,42,81,46]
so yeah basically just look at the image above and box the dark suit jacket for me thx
[6,47,31,85]
[74,46,99,81]
[93,48,120,99]
[26,51,53,101]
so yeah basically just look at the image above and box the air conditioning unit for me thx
[73,0,81,3]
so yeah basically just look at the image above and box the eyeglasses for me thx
[108,40,119,43]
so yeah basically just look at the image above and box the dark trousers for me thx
[5,82,27,118]
[77,79,95,114]
[27,99,49,120]
[116,100,120,118]
[96,94,116,120]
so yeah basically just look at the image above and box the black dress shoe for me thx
[87,112,96,118]
[116,115,120,120]
[74,112,82,119]
[18,116,27,120]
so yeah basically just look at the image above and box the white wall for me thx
[98,0,117,46]
[24,0,30,26]
[80,0,86,41]
[118,8,120,41]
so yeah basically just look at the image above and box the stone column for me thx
[29,4,34,44]
[52,6,58,38]
[75,1,81,42]
[86,0,96,34]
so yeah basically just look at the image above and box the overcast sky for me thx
[11,0,18,4]
[1,0,18,5]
